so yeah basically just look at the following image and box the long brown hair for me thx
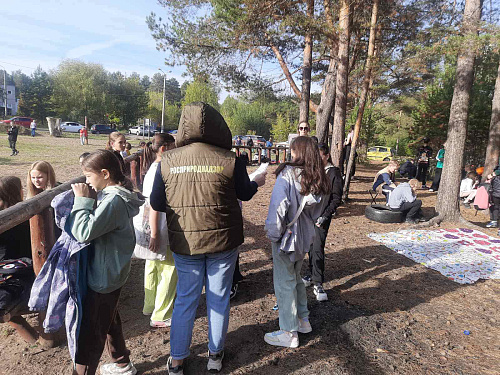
[106,132,125,151]
[27,161,57,198]
[82,150,134,191]
[142,133,175,172]
[0,176,23,208]
[275,136,330,196]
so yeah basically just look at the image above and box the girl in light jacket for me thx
[264,136,330,348]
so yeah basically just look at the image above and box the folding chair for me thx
[368,189,379,205]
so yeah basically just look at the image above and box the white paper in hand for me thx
[249,162,269,181]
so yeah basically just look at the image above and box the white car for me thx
[61,122,84,133]
[128,126,142,135]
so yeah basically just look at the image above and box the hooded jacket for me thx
[70,185,144,293]
[156,102,244,255]
[29,190,89,361]
[265,166,325,262]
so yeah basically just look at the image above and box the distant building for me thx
[1,85,18,116]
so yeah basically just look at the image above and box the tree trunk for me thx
[268,39,318,113]
[315,0,338,144]
[343,0,379,200]
[299,0,314,124]
[330,0,350,168]
[435,0,481,222]
[483,61,500,177]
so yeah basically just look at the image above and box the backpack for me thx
[473,185,490,210]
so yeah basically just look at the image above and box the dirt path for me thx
[0,137,498,374]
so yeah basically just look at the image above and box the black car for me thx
[91,124,115,134]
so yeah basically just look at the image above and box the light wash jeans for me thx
[170,248,238,360]
[272,242,309,332]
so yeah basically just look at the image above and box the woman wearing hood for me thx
[264,136,330,348]
[150,102,265,374]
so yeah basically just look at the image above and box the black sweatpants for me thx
[9,140,17,154]
[416,163,429,186]
[308,218,332,285]
[489,195,500,222]
[430,167,442,191]
[392,199,422,219]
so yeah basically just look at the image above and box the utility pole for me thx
[0,65,6,118]
[159,68,167,133]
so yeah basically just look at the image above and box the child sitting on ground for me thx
[460,171,478,208]
[388,178,423,224]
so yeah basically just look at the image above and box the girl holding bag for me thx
[264,136,330,348]
[133,133,178,328]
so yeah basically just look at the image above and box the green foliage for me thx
[271,113,295,142]
[182,79,220,109]
[221,96,270,137]
[17,67,54,125]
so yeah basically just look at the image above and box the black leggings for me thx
[416,163,428,186]
[489,196,500,222]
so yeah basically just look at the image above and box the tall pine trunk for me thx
[483,61,500,177]
[343,0,379,200]
[330,0,350,168]
[299,0,314,124]
[315,0,338,144]
[435,0,481,222]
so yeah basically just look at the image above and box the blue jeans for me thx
[170,248,238,360]
[31,128,35,137]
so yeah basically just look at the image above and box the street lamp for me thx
[0,64,6,119]
[158,68,170,133]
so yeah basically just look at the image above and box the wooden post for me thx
[8,316,38,344]
[29,208,55,276]
[258,147,262,164]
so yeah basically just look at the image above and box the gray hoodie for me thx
[265,166,325,262]
[70,185,144,293]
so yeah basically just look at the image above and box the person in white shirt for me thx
[460,171,478,208]
[30,120,37,137]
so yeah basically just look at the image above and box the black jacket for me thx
[320,164,343,220]
[7,126,18,142]
[491,176,500,198]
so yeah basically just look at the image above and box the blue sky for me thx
[0,0,187,88]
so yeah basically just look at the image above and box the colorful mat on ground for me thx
[368,228,500,284]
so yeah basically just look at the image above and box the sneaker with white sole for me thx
[486,221,498,228]
[167,356,184,375]
[313,284,328,302]
[100,362,137,375]
[264,330,299,348]
[207,350,224,372]
[150,318,171,328]
[302,275,312,287]
[298,317,312,333]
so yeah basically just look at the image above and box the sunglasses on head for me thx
[299,127,309,131]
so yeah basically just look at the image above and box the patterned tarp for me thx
[368,228,500,284]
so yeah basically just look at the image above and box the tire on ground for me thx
[365,204,404,223]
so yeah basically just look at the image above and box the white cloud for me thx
[66,40,120,59]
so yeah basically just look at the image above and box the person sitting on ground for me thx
[373,161,399,203]
[388,178,423,224]
[460,171,479,208]
[399,159,417,179]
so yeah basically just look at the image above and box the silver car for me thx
[61,122,84,133]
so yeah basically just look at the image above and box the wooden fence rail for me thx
[233,146,289,164]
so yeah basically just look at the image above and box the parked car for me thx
[60,122,84,133]
[275,141,289,148]
[242,135,267,146]
[366,146,395,161]
[128,126,142,135]
[3,116,33,128]
[90,124,114,134]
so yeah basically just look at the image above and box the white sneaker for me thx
[207,350,224,372]
[313,284,328,302]
[298,317,312,334]
[150,318,172,328]
[264,330,299,348]
[100,362,137,375]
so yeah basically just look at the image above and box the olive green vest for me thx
[160,142,244,255]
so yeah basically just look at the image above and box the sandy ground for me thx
[0,132,499,374]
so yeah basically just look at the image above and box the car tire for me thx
[383,157,390,161]
[365,204,404,223]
